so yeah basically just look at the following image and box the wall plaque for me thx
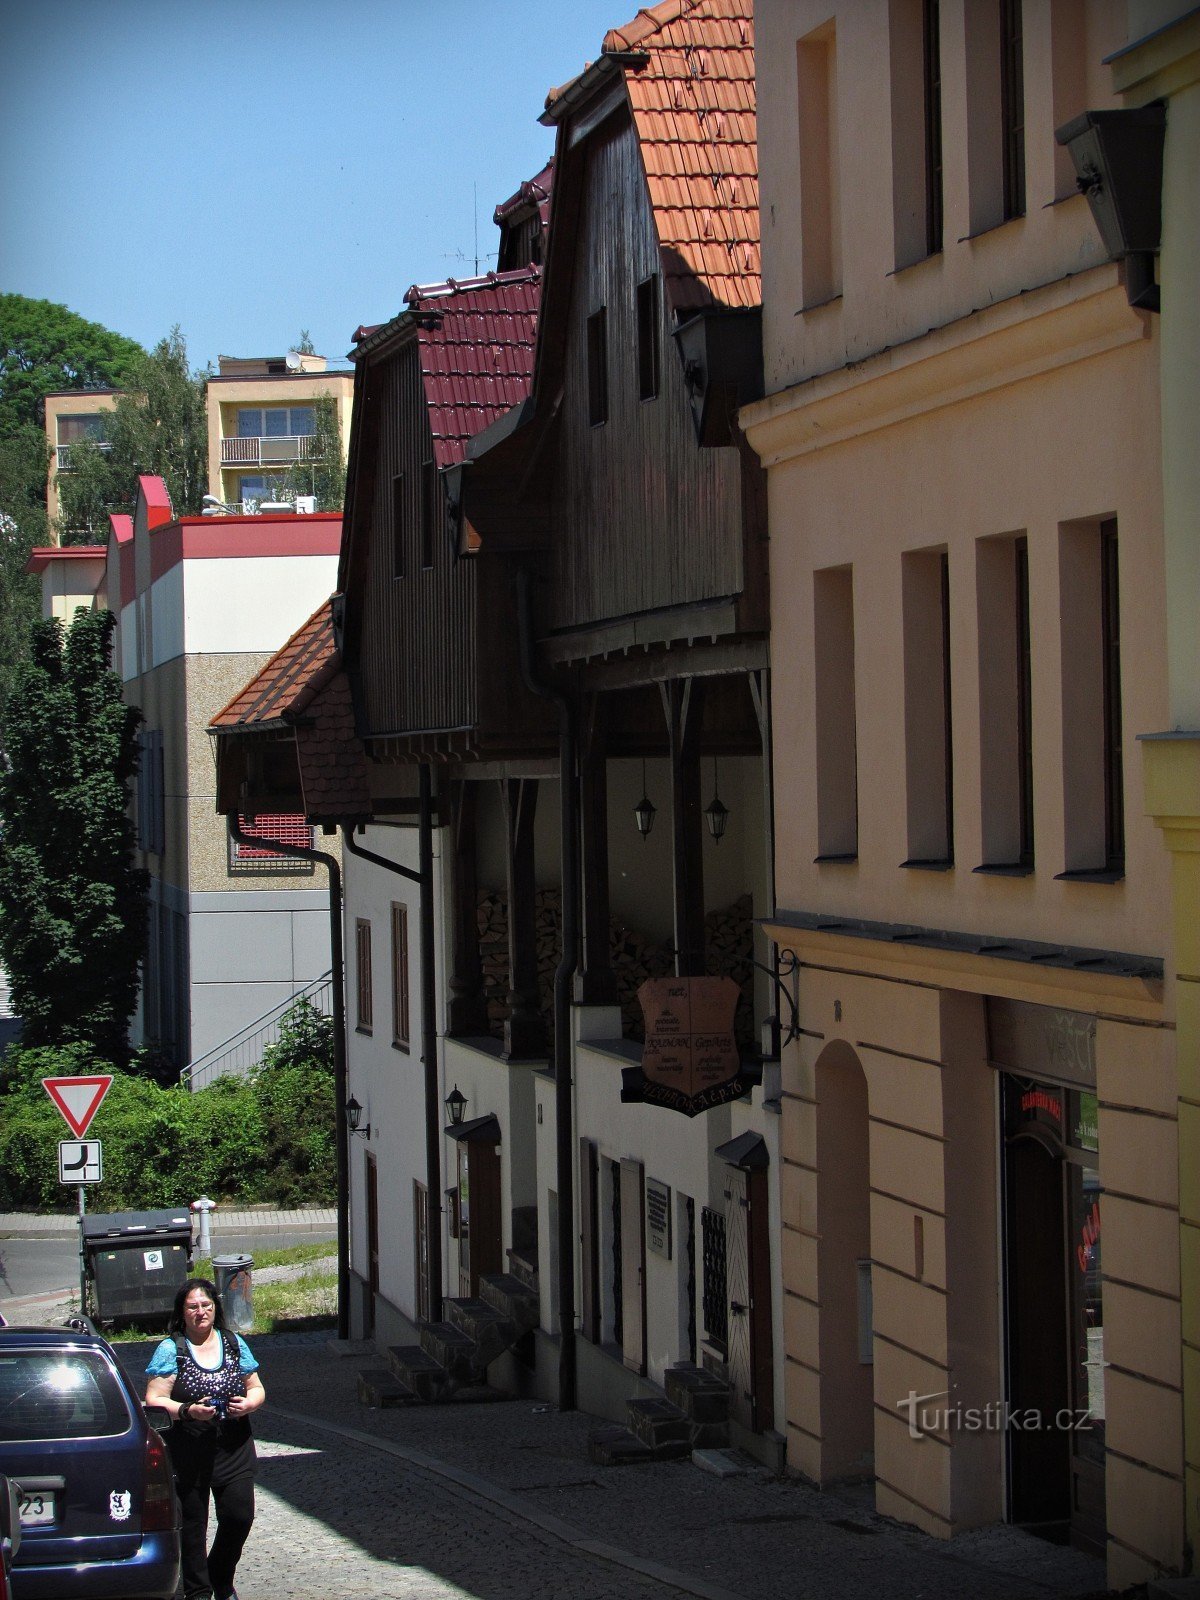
[646,1177,671,1258]
[622,976,754,1117]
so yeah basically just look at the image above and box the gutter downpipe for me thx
[227,819,349,1340]
[515,565,578,1411]
[342,778,442,1323]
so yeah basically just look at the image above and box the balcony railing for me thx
[220,434,321,467]
[55,442,113,472]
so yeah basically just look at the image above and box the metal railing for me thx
[219,434,321,467]
[181,970,333,1091]
[55,442,113,472]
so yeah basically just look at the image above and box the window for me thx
[888,0,942,267]
[235,473,289,508]
[420,460,437,569]
[796,20,841,306]
[355,919,373,1032]
[636,276,660,401]
[392,473,406,579]
[235,406,315,438]
[1058,519,1123,876]
[813,565,858,860]
[56,413,111,445]
[902,549,953,865]
[1000,0,1025,219]
[228,813,315,873]
[587,308,608,427]
[391,901,410,1049]
[976,533,1033,870]
[137,729,166,857]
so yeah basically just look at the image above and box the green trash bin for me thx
[213,1253,254,1332]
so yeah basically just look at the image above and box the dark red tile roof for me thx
[493,161,554,231]
[401,268,541,470]
[210,601,338,731]
[210,599,371,820]
[548,0,758,316]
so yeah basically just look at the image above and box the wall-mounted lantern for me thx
[344,1095,371,1140]
[1055,104,1165,312]
[445,1084,467,1126]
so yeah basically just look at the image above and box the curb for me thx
[269,1404,750,1600]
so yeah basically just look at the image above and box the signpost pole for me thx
[78,1183,87,1317]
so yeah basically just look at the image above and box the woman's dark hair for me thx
[168,1277,230,1334]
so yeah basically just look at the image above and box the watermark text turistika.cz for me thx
[896,1391,1096,1441]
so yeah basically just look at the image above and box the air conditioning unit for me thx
[294,495,316,515]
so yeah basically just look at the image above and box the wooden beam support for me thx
[576,697,618,1006]
[501,776,544,1059]
[446,780,489,1036]
[661,677,706,976]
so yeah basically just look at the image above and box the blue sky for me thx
[0,0,623,371]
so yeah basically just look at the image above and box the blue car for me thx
[0,1325,180,1599]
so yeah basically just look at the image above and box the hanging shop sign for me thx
[987,999,1097,1089]
[622,976,757,1116]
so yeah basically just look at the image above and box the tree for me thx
[0,608,149,1065]
[0,294,143,441]
[280,393,346,511]
[0,426,49,731]
[56,328,209,538]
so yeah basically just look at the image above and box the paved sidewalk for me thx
[109,1333,1115,1600]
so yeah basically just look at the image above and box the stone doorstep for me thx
[387,1343,449,1401]
[444,1297,516,1363]
[664,1363,732,1426]
[626,1396,692,1449]
[479,1272,540,1331]
[688,1420,732,1450]
[356,1369,416,1408]
[588,1425,655,1467]
[419,1319,484,1380]
[505,1250,538,1295]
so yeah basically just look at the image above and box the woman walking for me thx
[145,1277,265,1600]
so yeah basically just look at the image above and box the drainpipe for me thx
[227,820,349,1340]
[515,565,579,1412]
[341,767,443,1323]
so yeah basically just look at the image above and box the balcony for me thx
[221,434,321,467]
[55,442,113,472]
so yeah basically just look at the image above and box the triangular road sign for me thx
[42,1076,114,1138]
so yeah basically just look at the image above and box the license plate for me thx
[18,1491,55,1527]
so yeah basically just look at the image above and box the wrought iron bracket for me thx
[746,949,800,1049]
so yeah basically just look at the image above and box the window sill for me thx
[887,249,943,280]
[392,1039,411,1054]
[957,212,1025,244]
[793,292,843,317]
[900,858,953,872]
[355,1025,373,1036]
[1054,868,1124,884]
[814,852,857,865]
[973,862,1034,878]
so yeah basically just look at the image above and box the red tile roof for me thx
[401,269,541,470]
[493,161,554,231]
[209,599,371,820]
[210,601,339,731]
[548,0,758,316]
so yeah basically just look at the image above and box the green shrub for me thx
[0,1003,330,1211]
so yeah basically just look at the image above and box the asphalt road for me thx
[0,1229,336,1304]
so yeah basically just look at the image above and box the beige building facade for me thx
[744,0,1181,1583]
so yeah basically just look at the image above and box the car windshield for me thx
[0,1349,131,1441]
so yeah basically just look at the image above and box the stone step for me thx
[626,1396,692,1450]
[665,1362,732,1425]
[356,1368,416,1408]
[505,1249,538,1295]
[689,1419,731,1449]
[419,1319,484,1381]
[387,1343,449,1401]
[479,1272,540,1331]
[444,1297,516,1366]
[588,1425,655,1466]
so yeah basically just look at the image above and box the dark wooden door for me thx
[365,1154,379,1338]
[725,1170,752,1426]
[620,1157,647,1374]
[460,1138,503,1299]
[413,1180,429,1323]
[748,1167,775,1433]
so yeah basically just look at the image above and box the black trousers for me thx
[168,1424,256,1600]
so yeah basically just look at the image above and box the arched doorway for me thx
[814,1040,873,1481]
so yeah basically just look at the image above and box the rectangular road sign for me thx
[59,1139,103,1185]
[42,1076,113,1138]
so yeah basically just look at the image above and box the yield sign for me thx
[42,1076,114,1138]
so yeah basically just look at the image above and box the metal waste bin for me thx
[213,1254,254,1332]
[82,1210,193,1323]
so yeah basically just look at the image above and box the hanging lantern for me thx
[705,757,730,842]
[634,757,656,839]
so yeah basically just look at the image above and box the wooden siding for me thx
[550,112,745,639]
[358,342,476,738]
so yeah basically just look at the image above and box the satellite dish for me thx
[285,350,303,371]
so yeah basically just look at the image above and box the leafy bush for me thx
[0,1001,330,1211]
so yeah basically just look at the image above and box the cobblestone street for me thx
[114,1334,1111,1600]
